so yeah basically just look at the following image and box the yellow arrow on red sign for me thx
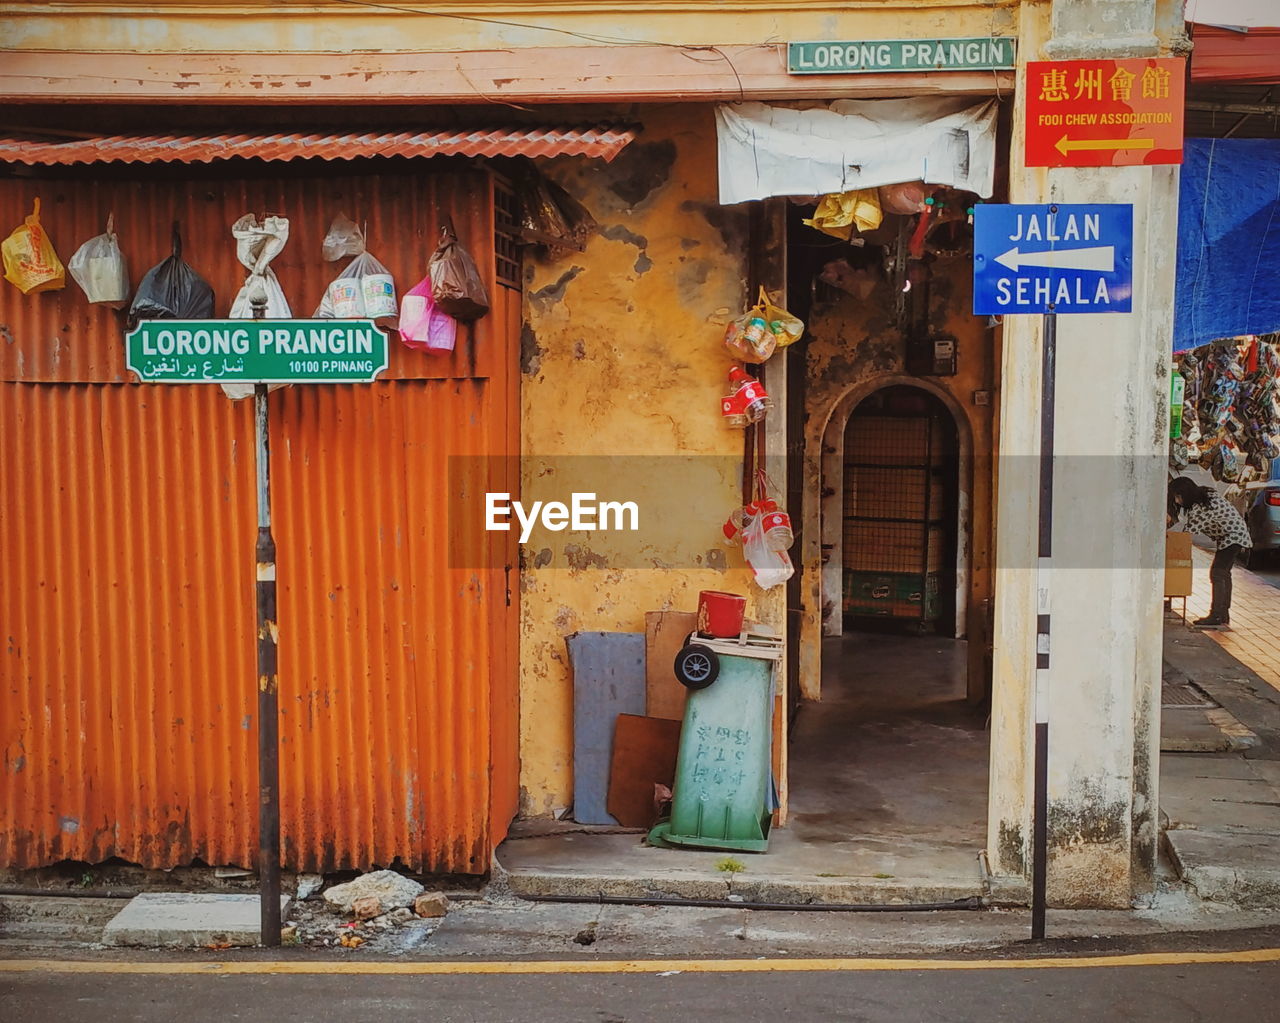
[1054,135,1157,156]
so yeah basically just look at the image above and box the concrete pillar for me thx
[986,0,1185,907]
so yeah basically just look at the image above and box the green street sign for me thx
[787,37,1016,75]
[125,319,390,384]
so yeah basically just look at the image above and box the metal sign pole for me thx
[971,200,1131,941]
[1031,302,1057,941]
[119,309,391,948]
[254,381,281,947]
[251,303,281,948]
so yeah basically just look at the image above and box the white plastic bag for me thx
[742,511,794,590]
[230,271,291,319]
[224,214,292,400]
[228,214,292,320]
[68,214,129,307]
[323,251,396,324]
[322,214,365,262]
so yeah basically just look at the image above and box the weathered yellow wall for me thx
[517,105,761,816]
[1,1,1020,53]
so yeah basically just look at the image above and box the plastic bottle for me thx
[742,316,770,359]
[722,366,774,426]
[757,502,794,551]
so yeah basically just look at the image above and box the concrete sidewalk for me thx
[1184,545,1280,695]
[497,634,989,907]
[1161,618,1280,908]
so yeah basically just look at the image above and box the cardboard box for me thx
[1165,531,1193,597]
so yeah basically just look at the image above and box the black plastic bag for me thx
[128,222,215,329]
[428,222,489,321]
[515,165,598,256]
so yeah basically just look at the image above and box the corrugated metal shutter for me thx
[0,166,519,872]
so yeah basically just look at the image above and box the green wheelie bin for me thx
[647,633,779,853]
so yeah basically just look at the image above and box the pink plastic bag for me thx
[398,276,458,353]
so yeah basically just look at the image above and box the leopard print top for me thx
[1184,491,1252,550]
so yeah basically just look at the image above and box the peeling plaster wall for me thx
[799,254,997,700]
[517,106,758,816]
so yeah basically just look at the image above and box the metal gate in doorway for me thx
[842,387,954,630]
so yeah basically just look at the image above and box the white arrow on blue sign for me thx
[973,203,1133,315]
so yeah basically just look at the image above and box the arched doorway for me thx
[785,381,987,881]
[842,385,959,636]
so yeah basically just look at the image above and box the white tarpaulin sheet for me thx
[1185,0,1278,28]
[715,97,999,205]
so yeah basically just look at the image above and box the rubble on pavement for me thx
[322,869,424,914]
[289,870,453,949]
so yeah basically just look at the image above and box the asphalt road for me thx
[3,957,1279,1023]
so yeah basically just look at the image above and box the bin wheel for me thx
[674,644,720,689]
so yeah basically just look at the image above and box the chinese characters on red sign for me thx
[1025,58,1185,167]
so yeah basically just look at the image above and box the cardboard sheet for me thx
[607,714,682,829]
[644,610,697,721]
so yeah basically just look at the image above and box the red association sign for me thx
[1025,58,1185,168]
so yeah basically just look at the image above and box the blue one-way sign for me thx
[973,203,1133,315]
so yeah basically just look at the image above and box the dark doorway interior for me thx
[842,385,959,636]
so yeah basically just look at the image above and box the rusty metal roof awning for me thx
[0,126,637,167]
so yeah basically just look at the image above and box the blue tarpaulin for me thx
[1175,137,1280,353]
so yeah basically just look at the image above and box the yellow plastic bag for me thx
[802,189,883,241]
[2,198,66,294]
[723,287,804,362]
[760,288,804,347]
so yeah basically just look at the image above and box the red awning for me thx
[1192,25,1280,83]
[0,126,637,166]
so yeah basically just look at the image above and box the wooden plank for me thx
[0,49,1013,105]
[644,611,697,722]
[606,714,683,829]
[566,632,647,826]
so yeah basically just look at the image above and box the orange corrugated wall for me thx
[0,165,519,872]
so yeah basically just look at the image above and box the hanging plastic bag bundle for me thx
[68,214,130,307]
[429,221,490,321]
[316,213,396,323]
[324,252,397,323]
[128,222,215,329]
[2,198,66,294]
[228,213,292,320]
[723,287,803,363]
[317,213,362,313]
[399,276,458,354]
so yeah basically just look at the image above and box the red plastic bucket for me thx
[697,590,746,638]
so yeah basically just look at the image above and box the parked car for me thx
[1246,463,1280,562]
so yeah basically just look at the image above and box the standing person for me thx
[1168,476,1252,629]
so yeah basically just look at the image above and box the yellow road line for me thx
[2,949,1279,975]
